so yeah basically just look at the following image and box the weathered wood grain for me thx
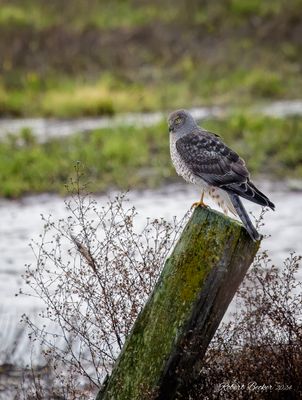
[97,207,260,400]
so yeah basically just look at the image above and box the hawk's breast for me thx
[170,135,209,189]
[169,134,237,216]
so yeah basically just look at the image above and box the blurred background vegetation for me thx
[1,0,302,116]
[0,0,302,197]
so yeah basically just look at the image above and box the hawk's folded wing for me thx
[176,130,274,209]
[175,130,249,187]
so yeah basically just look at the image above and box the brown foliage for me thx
[15,173,302,399]
[187,251,302,400]
[19,175,187,399]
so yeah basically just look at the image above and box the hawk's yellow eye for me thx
[175,117,181,124]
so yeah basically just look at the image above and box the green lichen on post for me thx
[97,207,260,400]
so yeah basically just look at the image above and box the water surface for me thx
[0,182,301,364]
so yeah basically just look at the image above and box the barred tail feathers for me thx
[248,181,275,210]
[229,193,260,242]
[224,181,275,210]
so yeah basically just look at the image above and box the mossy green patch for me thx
[98,207,259,399]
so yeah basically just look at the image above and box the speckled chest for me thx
[169,134,235,215]
[170,134,208,189]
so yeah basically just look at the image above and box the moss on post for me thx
[97,207,260,400]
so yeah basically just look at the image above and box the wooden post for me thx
[96,207,260,400]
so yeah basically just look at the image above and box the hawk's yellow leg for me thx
[191,191,208,209]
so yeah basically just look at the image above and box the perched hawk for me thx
[168,109,275,241]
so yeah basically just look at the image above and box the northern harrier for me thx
[168,109,275,241]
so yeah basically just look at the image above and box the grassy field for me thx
[1,112,301,198]
[0,0,302,117]
[0,0,301,197]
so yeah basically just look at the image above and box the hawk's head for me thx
[168,109,197,137]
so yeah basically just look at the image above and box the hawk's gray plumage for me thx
[168,109,275,241]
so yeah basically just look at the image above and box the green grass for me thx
[1,64,301,117]
[0,113,301,198]
[1,0,299,30]
[0,1,175,30]
[1,1,301,197]
[0,0,302,117]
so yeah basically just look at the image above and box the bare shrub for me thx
[19,173,188,399]
[187,251,302,400]
[15,171,302,399]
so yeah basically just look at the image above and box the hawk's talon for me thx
[191,191,208,210]
[191,201,209,210]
